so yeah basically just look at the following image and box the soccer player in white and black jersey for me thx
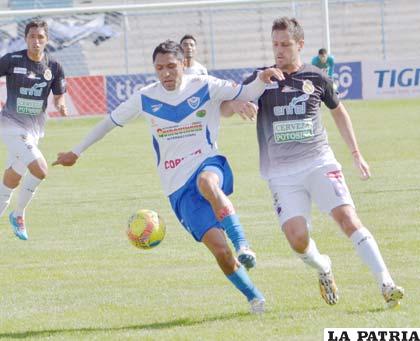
[53,40,284,313]
[222,17,404,308]
[0,20,67,240]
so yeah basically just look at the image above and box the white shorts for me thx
[0,132,43,176]
[268,163,355,229]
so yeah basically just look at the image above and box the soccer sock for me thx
[15,173,43,218]
[226,266,264,301]
[0,182,14,217]
[297,238,331,273]
[218,206,248,251]
[350,227,394,288]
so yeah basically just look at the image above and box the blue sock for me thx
[227,266,264,301]
[220,214,248,252]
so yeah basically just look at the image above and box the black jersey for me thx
[244,64,340,179]
[0,49,66,136]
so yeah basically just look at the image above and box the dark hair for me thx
[24,20,48,38]
[152,40,184,62]
[180,34,196,44]
[318,48,327,55]
[271,17,304,41]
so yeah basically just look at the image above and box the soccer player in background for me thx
[0,19,68,240]
[53,40,284,313]
[311,48,335,79]
[222,17,404,308]
[180,34,208,75]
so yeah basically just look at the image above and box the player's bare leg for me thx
[9,157,46,240]
[198,170,256,270]
[202,228,264,313]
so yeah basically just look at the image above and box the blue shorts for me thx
[168,155,234,242]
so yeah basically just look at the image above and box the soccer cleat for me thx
[9,212,28,240]
[237,246,256,270]
[249,297,265,314]
[318,255,339,305]
[382,284,404,309]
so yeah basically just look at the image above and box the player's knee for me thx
[28,160,48,180]
[289,234,308,253]
[213,245,234,264]
[333,206,362,236]
[30,167,47,180]
[197,172,219,196]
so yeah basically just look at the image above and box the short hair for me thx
[180,34,196,44]
[24,20,48,38]
[152,40,184,62]
[318,48,328,55]
[271,17,304,41]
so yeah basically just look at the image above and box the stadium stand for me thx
[0,0,419,76]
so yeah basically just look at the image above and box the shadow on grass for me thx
[0,311,250,339]
[345,307,386,314]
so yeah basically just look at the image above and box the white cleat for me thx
[237,246,256,270]
[382,284,404,309]
[318,255,339,305]
[249,298,265,314]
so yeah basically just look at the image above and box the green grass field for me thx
[0,98,419,340]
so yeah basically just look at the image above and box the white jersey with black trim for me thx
[110,74,254,196]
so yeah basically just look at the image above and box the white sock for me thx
[297,238,331,273]
[350,227,394,288]
[15,173,43,218]
[0,182,14,217]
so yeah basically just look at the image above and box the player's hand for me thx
[352,151,370,180]
[52,151,79,167]
[57,104,68,117]
[229,100,258,121]
[259,67,285,83]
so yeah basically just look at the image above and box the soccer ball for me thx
[127,209,166,249]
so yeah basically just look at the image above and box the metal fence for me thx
[0,0,419,77]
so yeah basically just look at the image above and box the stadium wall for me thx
[1,59,418,118]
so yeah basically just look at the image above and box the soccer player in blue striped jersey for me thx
[53,40,284,313]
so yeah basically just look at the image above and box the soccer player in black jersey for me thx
[222,17,403,308]
[0,20,67,240]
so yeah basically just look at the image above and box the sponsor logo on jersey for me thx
[151,104,163,112]
[196,110,206,117]
[27,71,40,80]
[272,118,314,143]
[273,93,309,116]
[302,80,315,94]
[19,82,47,97]
[187,96,200,109]
[157,122,203,140]
[11,55,23,58]
[13,67,27,75]
[16,98,44,115]
[164,149,202,169]
[43,69,52,81]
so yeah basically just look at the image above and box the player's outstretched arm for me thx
[330,103,371,180]
[52,116,117,167]
[258,67,285,84]
[238,67,285,101]
[220,100,258,121]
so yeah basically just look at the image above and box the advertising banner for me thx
[362,60,420,99]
